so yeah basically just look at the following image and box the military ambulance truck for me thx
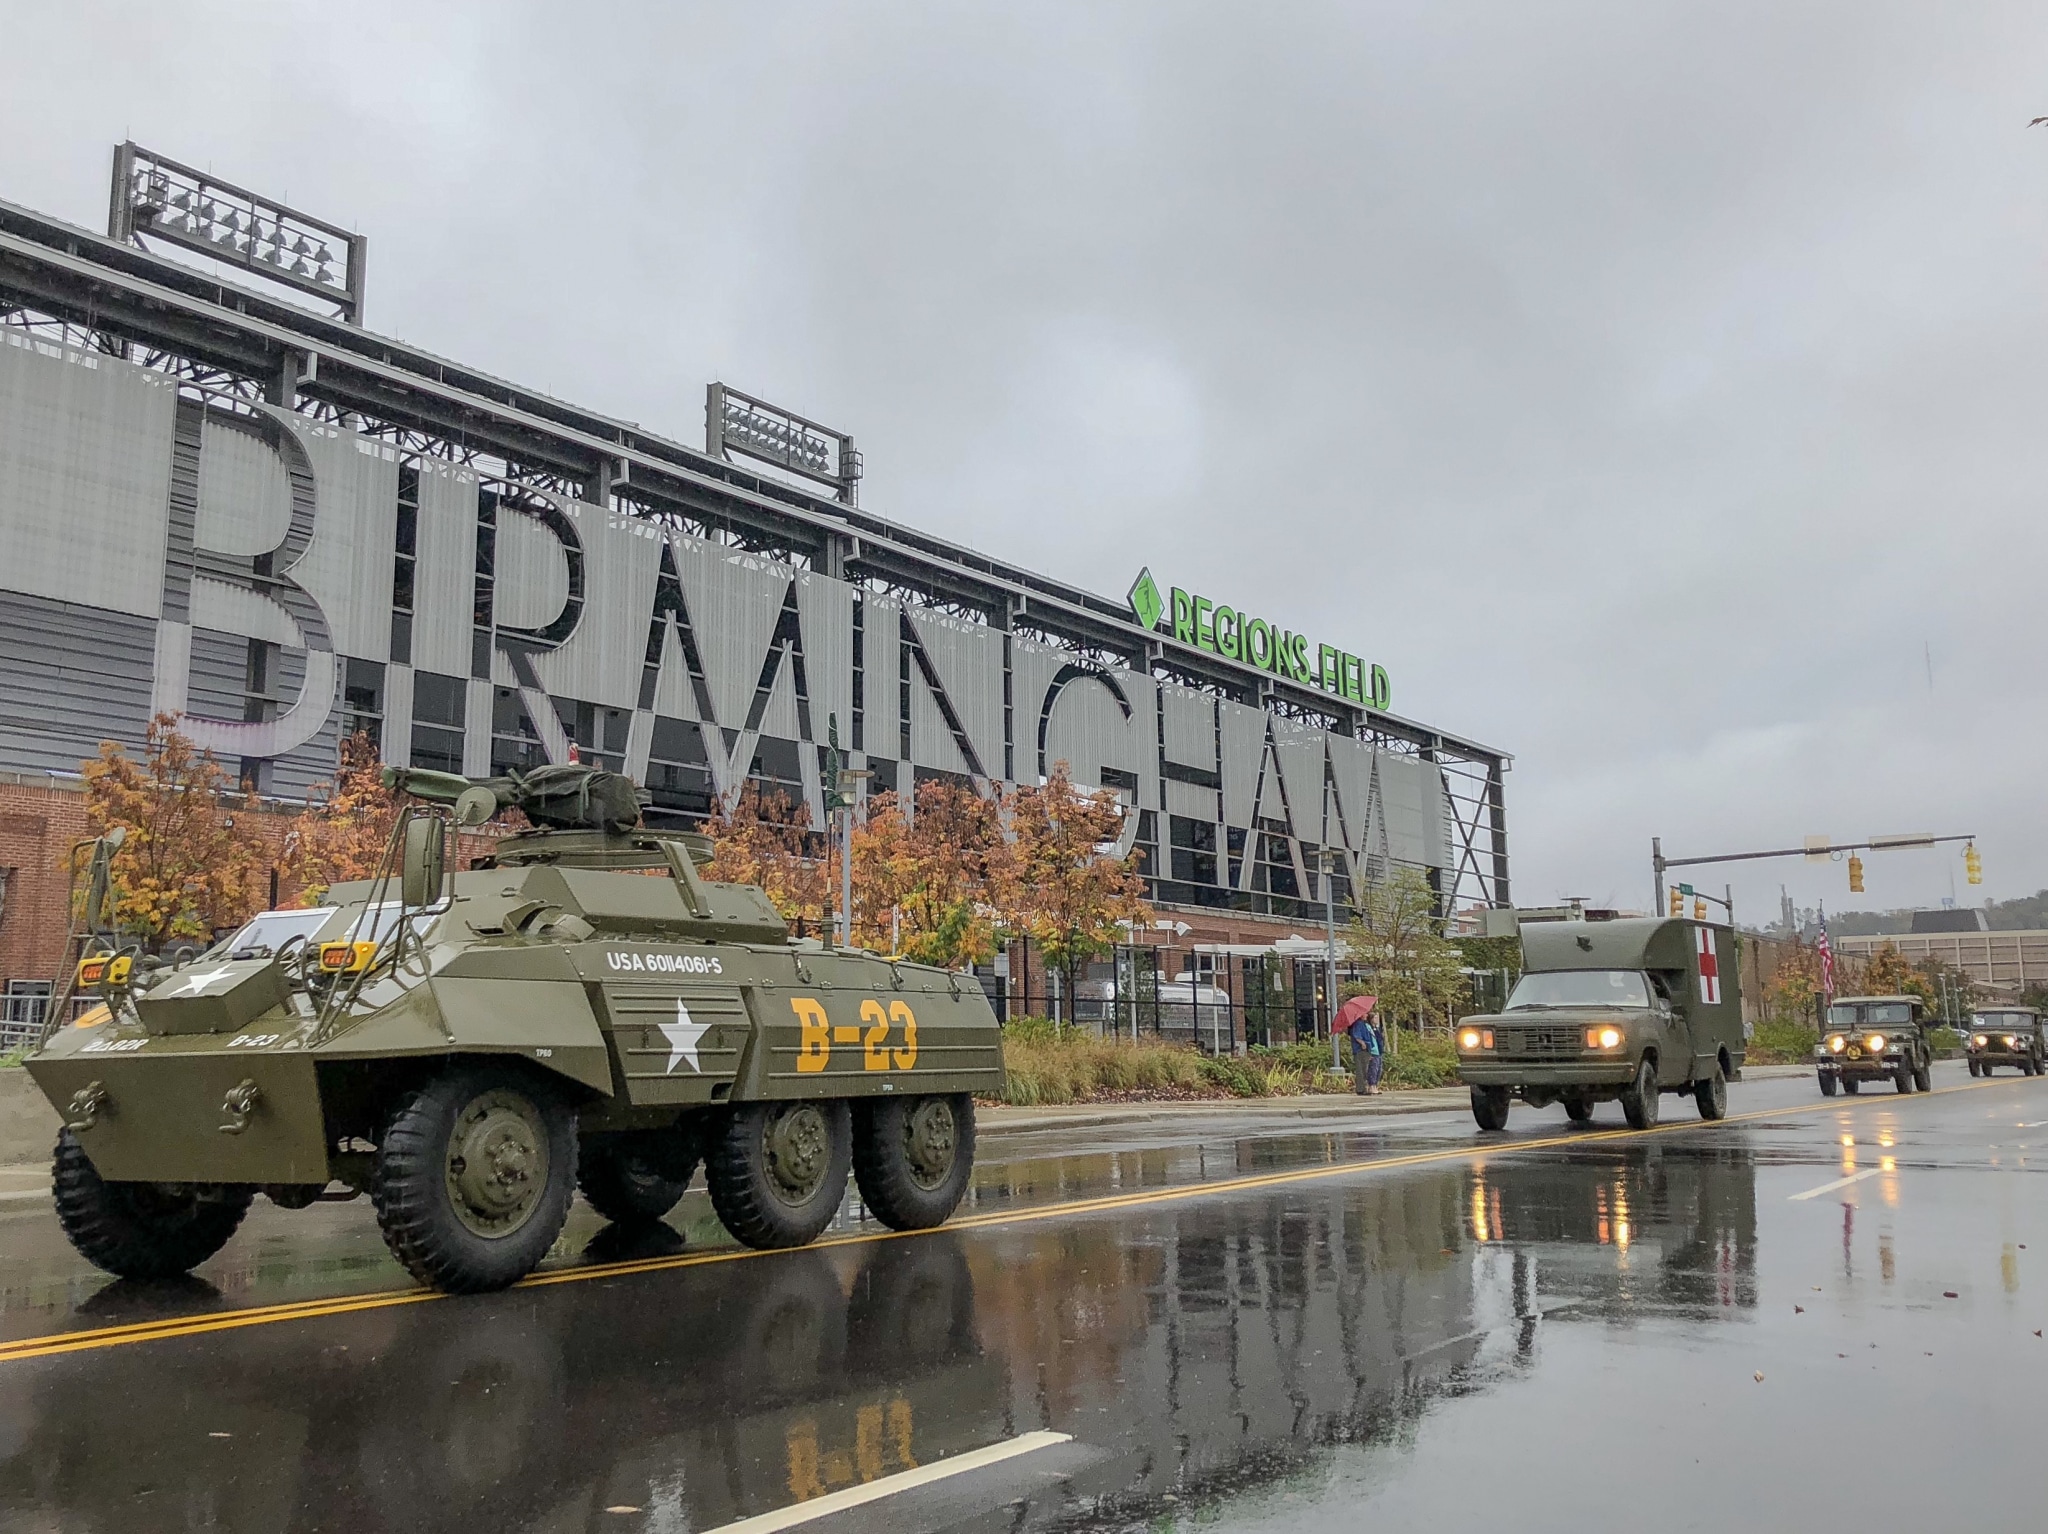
[1455,916,1744,1132]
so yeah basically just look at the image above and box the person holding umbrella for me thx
[1337,994,1382,1095]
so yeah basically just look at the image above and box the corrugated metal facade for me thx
[0,338,1457,900]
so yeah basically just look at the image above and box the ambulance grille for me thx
[1501,1025,1583,1059]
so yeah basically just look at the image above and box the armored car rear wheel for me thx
[578,1128,699,1224]
[853,1094,976,1230]
[52,1129,254,1281]
[371,1065,578,1293]
[705,1100,852,1250]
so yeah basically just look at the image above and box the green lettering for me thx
[1246,617,1272,669]
[1370,663,1389,710]
[1317,643,1340,691]
[1288,633,1310,681]
[1172,588,1194,644]
[1345,653,1364,702]
[1215,605,1238,659]
[1193,596,1215,652]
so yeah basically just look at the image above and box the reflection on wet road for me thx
[1,1066,2043,1532]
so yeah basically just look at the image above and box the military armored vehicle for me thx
[25,765,1004,1293]
[1966,1007,2045,1076]
[1815,995,1933,1095]
[1454,916,1744,1132]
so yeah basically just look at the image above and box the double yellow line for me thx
[0,1074,2025,1367]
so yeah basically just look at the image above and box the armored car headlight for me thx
[1828,1035,1847,1053]
[1866,1033,1887,1053]
[1974,1034,1989,1047]
[2005,1035,2019,1048]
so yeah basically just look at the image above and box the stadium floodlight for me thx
[705,382,863,506]
[107,141,367,324]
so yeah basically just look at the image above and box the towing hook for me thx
[64,1080,108,1132]
[218,1078,264,1136]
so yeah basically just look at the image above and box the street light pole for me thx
[1323,850,1340,1072]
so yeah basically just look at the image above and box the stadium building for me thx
[0,147,1510,1038]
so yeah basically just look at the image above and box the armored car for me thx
[26,766,1004,1293]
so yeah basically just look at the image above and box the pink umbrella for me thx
[1334,995,1377,1031]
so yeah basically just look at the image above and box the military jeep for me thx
[1816,995,1933,1095]
[1966,1008,2045,1077]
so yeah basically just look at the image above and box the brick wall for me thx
[0,776,92,990]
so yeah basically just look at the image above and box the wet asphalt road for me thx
[1,1063,2044,1533]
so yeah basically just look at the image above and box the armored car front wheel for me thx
[370,1065,578,1293]
[52,1130,254,1281]
[852,1094,976,1231]
[705,1101,852,1250]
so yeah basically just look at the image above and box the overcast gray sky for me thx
[6,2,2047,922]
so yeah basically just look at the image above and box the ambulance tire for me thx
[1694,1062,1728,1121]
[1620,1057,1659,1130]
[1470,1087,1511,1132]
[1564,1095,1596,1125]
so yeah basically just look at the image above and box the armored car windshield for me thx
[1972,1012,2038,1031]
[1505,970,1653,1010]
[220,907,338,958]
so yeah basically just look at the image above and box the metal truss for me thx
[0,193,1512,912]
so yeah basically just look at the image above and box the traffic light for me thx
[1965,842,1983,885]
[1669,887,1683,917]
[1847,853,1865,894]
[1693,897,1707,921]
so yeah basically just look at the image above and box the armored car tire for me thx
[1470,1086,1511,1132]
[1914,1059,1934,1091]
[1842,1077,1860,1094]
[1620,1057,1660,1130]
[370,1063,578,1294]
[578,1127,699,1224]
[52,1129,255,1281]
[852,1094,977,1231]
[1894,1065,1914,1094]
[1694,1061,1728,1121]
[1819,1072,1839,1096]
[705,1100,853,1249]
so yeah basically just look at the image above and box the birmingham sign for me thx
[1127,568,1390,712]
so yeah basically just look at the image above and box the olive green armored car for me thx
[1815,995,1933,1095]
[26,765,1003,1294]
[1964,1007,2043,1077]
[1455,916,1744,1132]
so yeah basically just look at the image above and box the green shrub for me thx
[0,1048,25,1070]
[1926,1025,1963,1058]
[1381,1034,1461,1089]
[1747,1019,1817,1064]
[1196,1055,1267,1098]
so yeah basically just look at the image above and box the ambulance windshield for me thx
[1506,970,1652,1011]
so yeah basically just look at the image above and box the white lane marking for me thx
[1789,1167,1884,1202]
[702,1431,1073,1533]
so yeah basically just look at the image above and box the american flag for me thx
[1815,911,1836,1001]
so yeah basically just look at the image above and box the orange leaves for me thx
[77,713,261,944]
[281,732,404,903]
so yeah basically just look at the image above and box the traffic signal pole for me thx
[1652,833,1979,919]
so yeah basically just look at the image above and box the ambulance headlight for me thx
[1584,1025,1624,1050]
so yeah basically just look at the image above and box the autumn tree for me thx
[850,777,1010,967]
[702,785,833,937]
[1344,866,1468,1033]
[1764,945,1825,1027]
[282,731,406,904]
[1862,941,1935,1007]
[1000,764,1151,1013]
[78,713,261,946]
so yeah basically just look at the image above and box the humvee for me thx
[1966,1007,2045,1077]
[1815,995,1933,1095]
[25,765,1004,1293]
[1455,916,1745,1131]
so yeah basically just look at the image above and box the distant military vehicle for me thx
[1815,995,1933,1095]
[25,765,1004,1293]
[1966,1007,2045,1077]
[1455,916,1745,1131]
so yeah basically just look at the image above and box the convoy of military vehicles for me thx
[22,766,2038,1293]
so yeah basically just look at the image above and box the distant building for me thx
[1835,928,2047,994]
[1909,908,1989,934]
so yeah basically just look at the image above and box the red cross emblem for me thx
[1696,926,1721,1006]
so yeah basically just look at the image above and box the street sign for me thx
[1678,883,1694,896]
